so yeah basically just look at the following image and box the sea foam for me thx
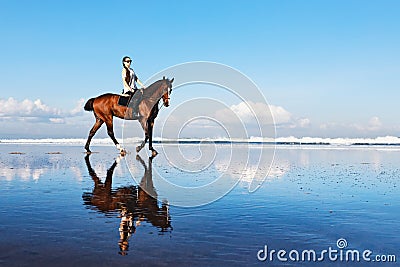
[1,136,400,146]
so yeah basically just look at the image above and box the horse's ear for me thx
[170,78,174,83]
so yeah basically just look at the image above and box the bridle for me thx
[159,86,172,110]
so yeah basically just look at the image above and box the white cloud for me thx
[348,116,383,132]
[297,118,311,128]
[0,97,60,117]
[269,105,292,124]
[0,97,85,123]
[49,118,65,124]
[69,98,85,116]
[1,96,394,139]
[367,116,382,130]
[215,101,310,129]
[316,116,388,138]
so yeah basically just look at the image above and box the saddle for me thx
[118,91,143,117]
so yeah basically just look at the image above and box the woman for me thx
[122,56,145,95]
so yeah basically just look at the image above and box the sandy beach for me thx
[0,143,398,266]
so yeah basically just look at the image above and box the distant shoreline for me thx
[1,137,400,147]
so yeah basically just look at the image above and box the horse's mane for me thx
[142,79,167,98]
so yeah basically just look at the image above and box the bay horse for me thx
[83,77,173,156]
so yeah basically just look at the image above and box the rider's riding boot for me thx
[133,104,140,118]
[130,98,140,118]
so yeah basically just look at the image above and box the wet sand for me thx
[0,144,399,266]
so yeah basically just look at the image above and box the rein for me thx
[140,80,171,111]
[149,84,170,111]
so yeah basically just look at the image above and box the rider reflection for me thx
[82,154,172,256]
[118,204,134,255]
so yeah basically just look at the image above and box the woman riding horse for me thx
[84,77,173,156]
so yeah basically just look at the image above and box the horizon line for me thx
[1,136,400,146]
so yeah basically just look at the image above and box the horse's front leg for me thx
[136,136,148,153]
[148,119,157,157]
[136,118,148,153]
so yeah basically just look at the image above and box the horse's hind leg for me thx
[85,117,104,153]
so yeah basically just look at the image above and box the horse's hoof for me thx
[136,146,142,153]
[120,149,127,156]
[151,149,158,157]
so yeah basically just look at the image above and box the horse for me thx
[83,77,174,156]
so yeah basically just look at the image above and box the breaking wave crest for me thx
[1,136,400,146]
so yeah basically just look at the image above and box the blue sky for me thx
[1,0,399,139]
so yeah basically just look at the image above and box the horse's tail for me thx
[84,98,95,111]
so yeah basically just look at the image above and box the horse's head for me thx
[161,77,174,107]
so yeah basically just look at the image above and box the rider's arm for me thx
[122,68,132,92]
[137,79,145,89]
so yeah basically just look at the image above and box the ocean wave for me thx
[1,136,400,146]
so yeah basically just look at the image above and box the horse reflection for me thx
[82,154,171,255]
